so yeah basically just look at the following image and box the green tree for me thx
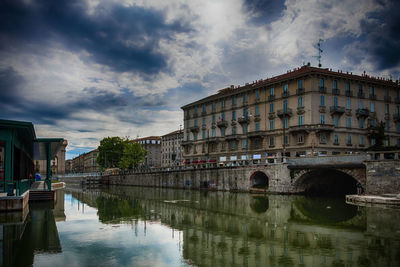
[368,121,386,150]
[119,142,147,169]
[97,137,125,169]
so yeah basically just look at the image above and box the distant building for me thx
[181,65,400,167]
[132,136,161,167]
[161,130,184,167]
[65,159,73,173]
[70,149,99,173]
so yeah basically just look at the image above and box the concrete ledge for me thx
[51,182,66,190]
[346,194,400,207]
[0,191,29,211]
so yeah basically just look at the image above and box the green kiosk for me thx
[0,119,64,196]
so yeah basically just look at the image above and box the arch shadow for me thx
[250,171,269,189]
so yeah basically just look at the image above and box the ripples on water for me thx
[2,186,400,267]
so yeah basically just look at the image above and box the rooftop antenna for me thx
[313,39,324,67]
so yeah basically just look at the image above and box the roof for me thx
[131,136,161,142]
[34,138,65,160]
[0,119,36,140]
[162,130,183,137]
[181,65,400,109]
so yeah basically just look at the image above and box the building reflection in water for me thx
[0,190,65,267]
[69,186,400,267]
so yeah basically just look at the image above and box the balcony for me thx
[225,134,240,140]
[384,95,391,102]
[369,94,376,100]
[211,122,216,128]
[248,131,264,138]
[345,90,353,97]
[288,125,309,134]
[332,88,340,95]
[393,113,400,122]
[201,124,207,130]
[201,111,207,116]
[315,124,334,132]
[329,106,345,115]
[254,114,261,121]
[238,116,250,124]
[268,112,275,119]
[268,95,275,101]
[277,108,293,117]
[345,109,352,116]
[319,86,327,93]
[357,92,365,98]
[281,91,290,98]
[296,88,305,95]
[181,140,191,146]
[356,108,370,118]
[297,106,305,115]
[319,106,326,113]
[217,120,228,128]
[189,126,199,132]
[395,97,400,104]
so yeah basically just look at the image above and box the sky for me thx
[1,0,399,159]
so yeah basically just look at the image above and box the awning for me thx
[34,138,65,160]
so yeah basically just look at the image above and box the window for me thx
[194,119,197,127]
[202,117,206,125]
[386,138,390,147]
[370,86,374,95]
[221,128,225,136]
[212,102,216,111]
[270,103,274,113]
[298,96,303,107]
[320,133,327,143]
[333,80,338,89]
[346,98,351,109]
[284,117,289,128]
[358,84,363,93]
[270,87,275,96]
[186,133,190,141]
[370,102,375,112]
[320,114,325,124]
[242,139,247,149]
[232,111,236,120]
[347,134,352,145]
[320,95,325,106]
[385,88,389,97]
[358,100,363,109]
[221,113,225,121]
[202,130,206,139]
[297,133,304,144]
[298,79,304,88]
[333,96,338,107]
[231,140,236,150]
[242,124,248,134]
[346,117,352,128]
[284,135,289,145]
[221,99,225,108]
[397,106,400,115]
[232,96,236,105]
[202,104,206,113]
[371,138,376,146]
[186,110,190,117]
[211,128,216,137]
[320,78,325,87]
[255,122,260,131]
[194,132,198,141]
[243,94,248,103]
[255,90,260,100]
[283,100,288,111]
[385,104,389,114]
[212,115,215,123]
[334,115,339,127]
[360,136,365,146]
[346,82,350,92]
[359,117,364,129]
[194,107,198,116]
[186,120,190,128]
[298,115,303,126]
[243,108,249,119]
[232,127,236,134]
[255,105,260,116]
[386,121,390,131]
[269,136,275,146]
[283,84,288,92]
[370,119,375,127]
[270,119,275,130]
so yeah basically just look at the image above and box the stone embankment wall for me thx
[365,160,400,194]
[104,164,292,193]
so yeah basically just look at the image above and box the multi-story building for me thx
[65,159,73,173]
[161,130,184,167]
[36,140,68,175]
[181,65,400,167]
[132,136,161,167]
[70,149,100,173]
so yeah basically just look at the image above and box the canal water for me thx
[1,186,400,267]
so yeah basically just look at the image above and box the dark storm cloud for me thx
[0,67,23,104]
[0,0,188,74]
[344,0,400,71]
[243,0,286,24]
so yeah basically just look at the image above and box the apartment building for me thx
[181,65,400,166]
[161,130,184,167]
[132,136,161,167]
[71,149,100,173]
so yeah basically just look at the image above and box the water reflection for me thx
[1,186,400,266]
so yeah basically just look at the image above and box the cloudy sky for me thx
[1,0,399,159]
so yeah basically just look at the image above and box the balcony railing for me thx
[384,95,391,102]
[217,120,228,128]
[369,94,376,100]
[277,108,293,117]
[296,88,305,95]
[356,108,370,117]
[254,114,261,121]
[238,116,250,124]
[281,91,289,98]
[319,86,327,93]
[268,95,275,101]
[329,106,345,114]
[332,88,340,95]
[189,126,199,132]
[345,90,353,97]
[357,92,365,98]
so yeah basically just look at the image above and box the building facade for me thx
[70,149,100,173]
[132,136,161,167]
[161,130,184,167]
[181,65,400,167]
[36,140,68,176]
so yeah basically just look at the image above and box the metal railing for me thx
[0,179,35,196]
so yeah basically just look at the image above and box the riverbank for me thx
[346,194,400,207]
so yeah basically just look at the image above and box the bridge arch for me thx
[250,171,269,189]
[293,168,359,196]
